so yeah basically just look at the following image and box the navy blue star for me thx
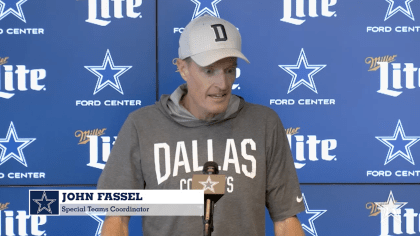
[376,120,420,165]
[279,49,326,94]
[0,0,28,22]
[33,191,56,214]
[88,213,106,236]
[191,0,221,20]
[0,122,36,167]
[297,194,326,236]
[85,50,132,95]
[384,0,415,21]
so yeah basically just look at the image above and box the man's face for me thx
[181,57,237,120]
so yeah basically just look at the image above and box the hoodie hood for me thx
[157,84,245,127]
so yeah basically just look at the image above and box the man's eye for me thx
[227,68,235,74]
[204,69,213,74]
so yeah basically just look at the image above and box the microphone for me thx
[192,162,225,236]
[202,161,219,175]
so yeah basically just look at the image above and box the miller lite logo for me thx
[365,55,397,71]
[74,130,116,170]
[75,128,107,145]
[286,127,338,169]
[367,191,420,235]
[0,57,46,99]
[88,134,116,169]
[85,0,143,26]
[376,61,420,97]
[0,205,47,236]
[281,0,338,25]
[0,202,9,211]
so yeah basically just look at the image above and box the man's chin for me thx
[207,106,229,117]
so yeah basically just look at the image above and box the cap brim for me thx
[191,48,250,67]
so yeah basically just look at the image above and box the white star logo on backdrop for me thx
[88,213,106,236]
[297,193,327,236]
[279,48,326,94]
[376,120,420,165]
[32,191,56,214]
[191,0,221,20]
[375,191,407,224]
[199,176,219,193]
[384,0,415,21]
[85,49,132,95]
[0,0,28,22]
[0,122,36,167]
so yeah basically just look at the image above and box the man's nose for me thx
[214,71,229,90]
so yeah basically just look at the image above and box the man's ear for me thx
[176,59,189,82]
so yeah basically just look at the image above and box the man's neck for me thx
[180,94,217,121]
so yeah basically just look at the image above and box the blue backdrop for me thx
[1,0,419,235]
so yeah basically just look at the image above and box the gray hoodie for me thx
[98,84,304,236]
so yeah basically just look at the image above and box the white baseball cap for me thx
[178,15,250,67]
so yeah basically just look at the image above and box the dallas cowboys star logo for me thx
[0,122,36,167]
[199,176,219,193]
[191,0,222,20]
[85,49,132,95]
[279,48,326,94]
[376,120,420,165]
[32,191,56,214]
[0,0,28,22]
[384,0,415,21]
[88,213,106,236]
[375,191,407,224]
[297,193,326,236]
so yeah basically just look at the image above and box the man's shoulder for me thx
[241,100,281,120]
[127,103,162,120]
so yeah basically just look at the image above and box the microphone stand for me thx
[203,166,216,236]
[203,198,214,236]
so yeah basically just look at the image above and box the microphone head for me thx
[203,161,219,174]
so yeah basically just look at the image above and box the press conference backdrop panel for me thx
[0,0,156,185]
[1,0,419,235]
[158,0,420,184]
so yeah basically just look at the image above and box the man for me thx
[98,15,305,236]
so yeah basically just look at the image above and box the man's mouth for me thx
[208,93,226,98]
